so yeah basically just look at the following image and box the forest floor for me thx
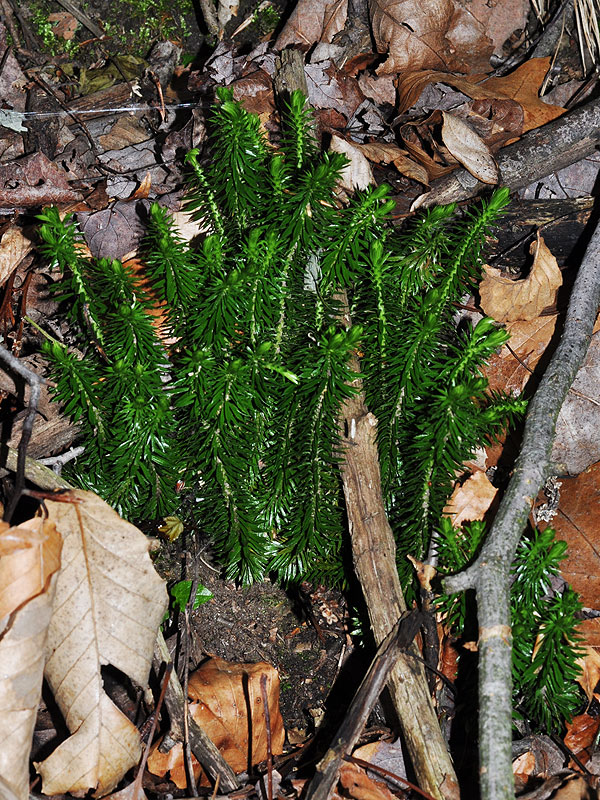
[3,0,600,798]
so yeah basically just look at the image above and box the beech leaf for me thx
[35,490,168,798]
[479,236,562,322]
[0,518,62,800]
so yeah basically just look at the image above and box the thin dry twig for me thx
[260,674,273,800]
[0,346,45,522]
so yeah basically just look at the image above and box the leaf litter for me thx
[2,0,600,796]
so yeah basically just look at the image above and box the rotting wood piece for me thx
[339,369,459,800]
[486,196,594,270]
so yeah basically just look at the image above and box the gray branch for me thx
[416,94,600,208]
[443,217,600,799]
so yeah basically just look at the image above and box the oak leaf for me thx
[35,490,168,797]
[397,58,565,133]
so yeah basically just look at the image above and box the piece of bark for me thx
[66,82,135,117]
[339,373,459,800]
[273,49,309,102]
[487,197,594,269]
[0,445,72,489]
[415,94,600,208]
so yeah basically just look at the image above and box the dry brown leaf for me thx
[466,0,529,56]
[131,172,152,200]
[564,714,600,760]
[370,0,493,75]
[551,328,600,474]
[47,11,78,39]
[479,236,562,322]
[512,751,537,780]
[338,763,396,800]
[547,463,600,608]
[482,59,567,132]
[484,315,558,396]
[275,0,346,48]
[575,647,600,701]
[396,58,565,132]
[0,225,33,289]
[330,135,375,191]
[441,111,498,184]
[0,517,62,620]
[399,114,457,181]
[577,619,600,649]
[99,117,150,152]
[0,518,62,800]
[352,739,406,782]
[355,141,429,185]
[147,657,285,788]
[443,470,497,526]
[35,491,167,798]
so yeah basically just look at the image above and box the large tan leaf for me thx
[147,657,285,788]
[396,58,565,132]
[370,0,493,75]
[0,518,62,800]
[35,490,168,797]
[479,236,562,322]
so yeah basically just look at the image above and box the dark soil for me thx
[157,536,369,735]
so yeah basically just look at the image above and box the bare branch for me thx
[444,217,600,799]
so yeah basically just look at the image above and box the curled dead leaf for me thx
[441,111,498,184]
[356,141,429,185]
[479,235,562,322]
[0,518,62,800]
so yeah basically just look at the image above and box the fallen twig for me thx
[0,346,45,522]
[416,94,600,208]
[444,214,600,799]
[304,611,424,800]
